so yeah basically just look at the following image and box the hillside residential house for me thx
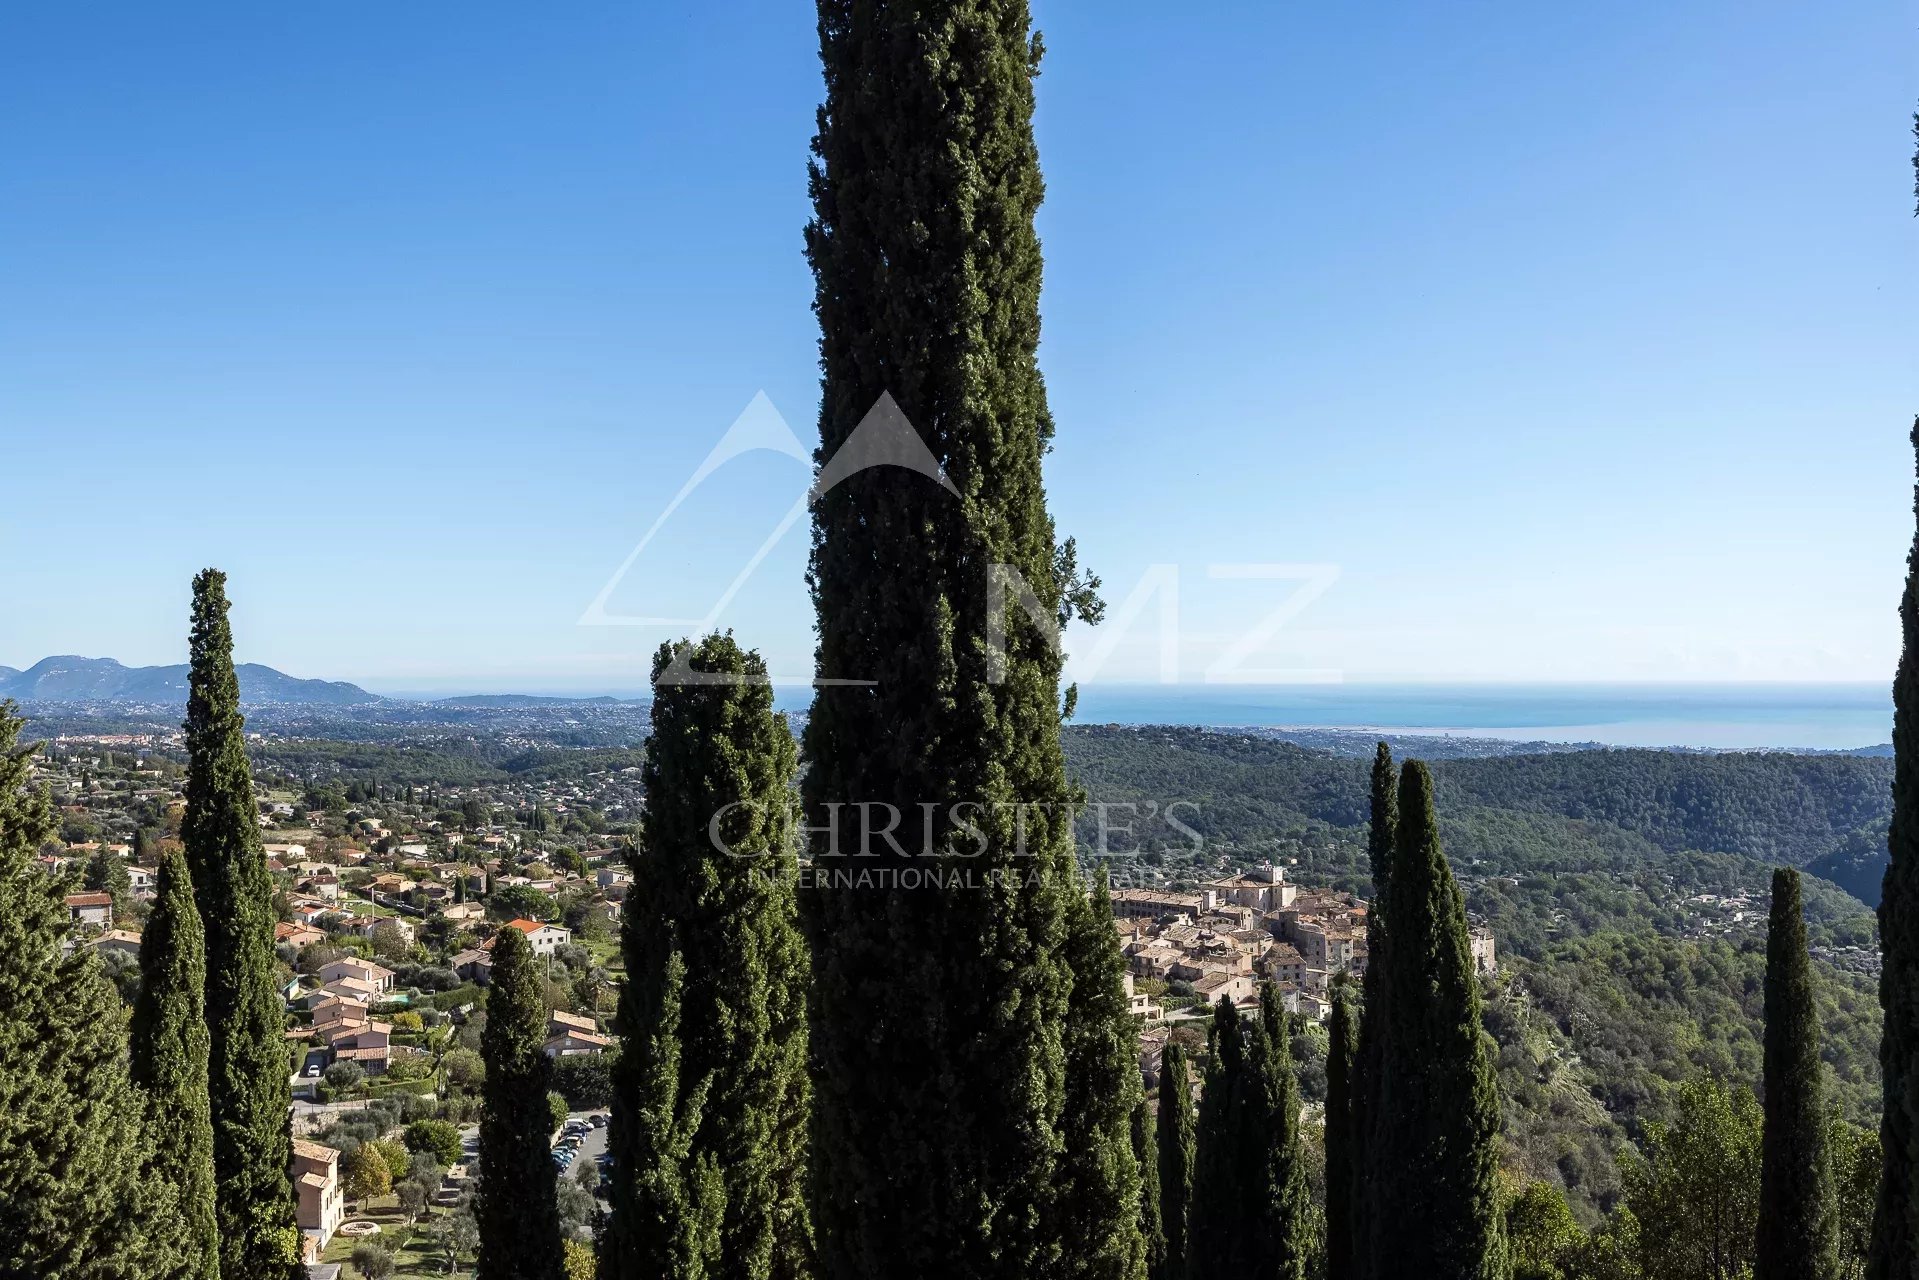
[320,976,382,1004]
[544,1028,613,1058]
[65,892,112,928]
[291,1140,343,1261]
[89,929,142,961]
[489,918,571,957]
[125,865,156,900]
[275,922,327,949]
[451,948,494,983]
[317,958,395,994]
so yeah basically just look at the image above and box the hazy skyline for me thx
[5,1,1915,689]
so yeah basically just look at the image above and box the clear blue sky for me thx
[3,1,1914,694]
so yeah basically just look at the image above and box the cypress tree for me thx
[1056,870,1147,1280]
[604,942,725,1280]
[1875,416,1919,1280]
[0,705,186,1278]
[1156,1040,1196,1280]
[802,1,1098,1275]
[1187,989,1312,1276]
[182,570,302,1280]
[1353,742,1396,1270]
[1758,867,1839,1280]
[130,846,221,1280]
[1132,1101,1165,1280]
[1188,996,1247,1274]
[477,923,564,1280]
[1326,984,1360,1280]
[1252,984,1314,1280]
[603,636,811,1280]
[1367,760,1505,1280]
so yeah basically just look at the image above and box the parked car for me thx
[589,1113,608,1128]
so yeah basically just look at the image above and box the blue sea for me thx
[1059,683,1893,752]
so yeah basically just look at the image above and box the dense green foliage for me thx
[1352,743,1397,1263]
[1486,923,1882,1222]
[1367,761,1505,1280]
[249,739,648,790]
[477,924,563,1280]
[1057,871,1147,1280]
[183,571,302,1280]
[1189,992,1313,1277]
[1060,727,1890,916]
[606,946,724,1280]
[0,706,188,1278]
[604,637,810,1280]
[1326,986,1360,1280]
[1155,1040,1195,1280]
[1757,869,1838,1279]
[1131,1099,1164,1280]
[129,847,221,1280]
[1875,419,1919,1280]
[799,0,1109,1275]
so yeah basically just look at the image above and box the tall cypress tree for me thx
[603,636,811,1280]
[130,847,221,1280]
[1874,417,1919,1280]
[1252,985,1313,1280]
[1353,742,1396,1272]
[1367,761,1504,1280]
[477,923,564,1280]
[1759,867,1838,1280]
[1188,997,1247,1274]
[604,942,725,1280]
[1057,870,1147,1280]
[802,2,1098,1276]
[1325,984,1360,1280]
[1132,1101,1165,1280]
[182,570,301,1280]
[1188,988,1311,1277]
[1156,1040,1196,1280]
[0,705,186,1278]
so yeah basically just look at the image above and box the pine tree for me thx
[1156,1040,1196,1280]
[1132,1101,1165,1280]
[1056,870,1147,1280]
[1326,983,1361,1280]
[1353,742,1396,1272]
[0,705,187,1278]
[182,570,302,1280]
[1367,760,1505,1280]
[1875,417,1919,1280]
[802,1,1097,1275]
[602,636,811,1280]
[1758,867,1839,1280]
[477,923,564,1280]
[130,846,221,1280]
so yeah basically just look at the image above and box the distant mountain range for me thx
[0,656,382,707]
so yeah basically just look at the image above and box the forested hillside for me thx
[1060,724,1889,1223]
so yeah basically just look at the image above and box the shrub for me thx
[549,1051,613,1109]
[350,1241,395,1279]
[324,1060,365,1090]
[404,1118,462,1166]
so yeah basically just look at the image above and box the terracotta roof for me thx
[291,1139,338,1163]
[65,892,112,908]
